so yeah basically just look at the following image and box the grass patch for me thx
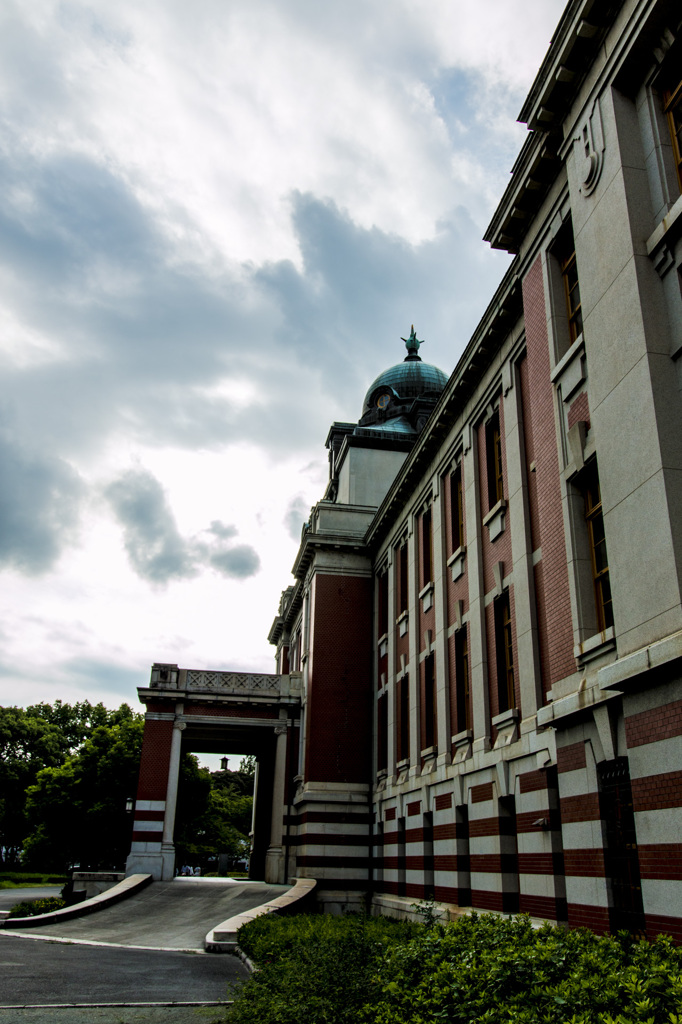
[0,872,66,887]
[225,911,682,1024]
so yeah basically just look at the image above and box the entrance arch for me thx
[126,663,301,882]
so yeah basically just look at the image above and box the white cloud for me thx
[0,0,567,709]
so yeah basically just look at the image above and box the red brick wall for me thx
[135,718,173,801]
[521,256,574,693]
[557,742,587,773]
[471,781,494,803]
[631,770,682,812]
[305,573,373,784]
[625,700,682,748]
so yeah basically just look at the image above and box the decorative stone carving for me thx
[577,99,604,197]
[185,670,281,693]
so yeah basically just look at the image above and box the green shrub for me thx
[7,897,66,918]
[225,912,682,1024]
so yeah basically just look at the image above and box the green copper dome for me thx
[361,327,449,418]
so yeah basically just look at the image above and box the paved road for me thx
[6,877,288,950]
[0,877,290,1020]
[0,933,244,1022]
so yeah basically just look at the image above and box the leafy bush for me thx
[230,912,421,1024]
[7,896,65,918]
[226,912,682,1024]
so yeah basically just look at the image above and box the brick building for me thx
[130,0,682,937]
[267,0,682,937]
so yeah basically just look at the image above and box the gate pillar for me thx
[126,699,185,880]
[264,724,289,884]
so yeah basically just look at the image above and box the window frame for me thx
[664,74,682,194]
[584,463,614,633]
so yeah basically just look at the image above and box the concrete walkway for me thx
[9,877,289,951]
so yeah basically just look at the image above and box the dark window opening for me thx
[378,571,389,638]
[397,676,410,762]
[421,508,433,586]
[451,465,464,551]
[455,626,471,732]
[423,654,436,750]
[494,591,516,713]
[486,411,504,510]
[397,542,408,616]
[377,694,388,773]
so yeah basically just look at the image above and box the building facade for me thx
[130,0,682,937]
[267,0,682,937]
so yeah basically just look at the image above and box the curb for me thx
[205,877,317,952]
[1,874,152,929]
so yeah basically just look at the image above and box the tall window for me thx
[450,465,464,551]
[551,219,582,360]
[664,71,682,193]
[423,653,436,750]
[495,591,515,713]
[397,675,409,761]
[378,571,389,638]
[486,411,504,509]
[584,462,614,632]
[397,542,408,616]
[561,247,583,343]
[421,508,433,586]
[455,626,471,732]
[377,694,388,772]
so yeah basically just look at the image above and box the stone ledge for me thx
[1,873,152,929]
[205,878,317,953]
[598,629,682,692]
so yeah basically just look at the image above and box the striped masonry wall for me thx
[624,692,682,942]
[289,805,372,891]
[516,766,566,921]
[556,734,611,934]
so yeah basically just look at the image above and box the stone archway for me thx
[125,663,301,882]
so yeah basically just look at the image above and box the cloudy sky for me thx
[0,0,566,742]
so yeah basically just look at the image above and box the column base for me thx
[264,846,286,884]
[125,843,176,881]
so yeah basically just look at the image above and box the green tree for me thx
[22,713,144,872]
[0,707,65,866]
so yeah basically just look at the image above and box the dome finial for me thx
[401,324,424,361]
